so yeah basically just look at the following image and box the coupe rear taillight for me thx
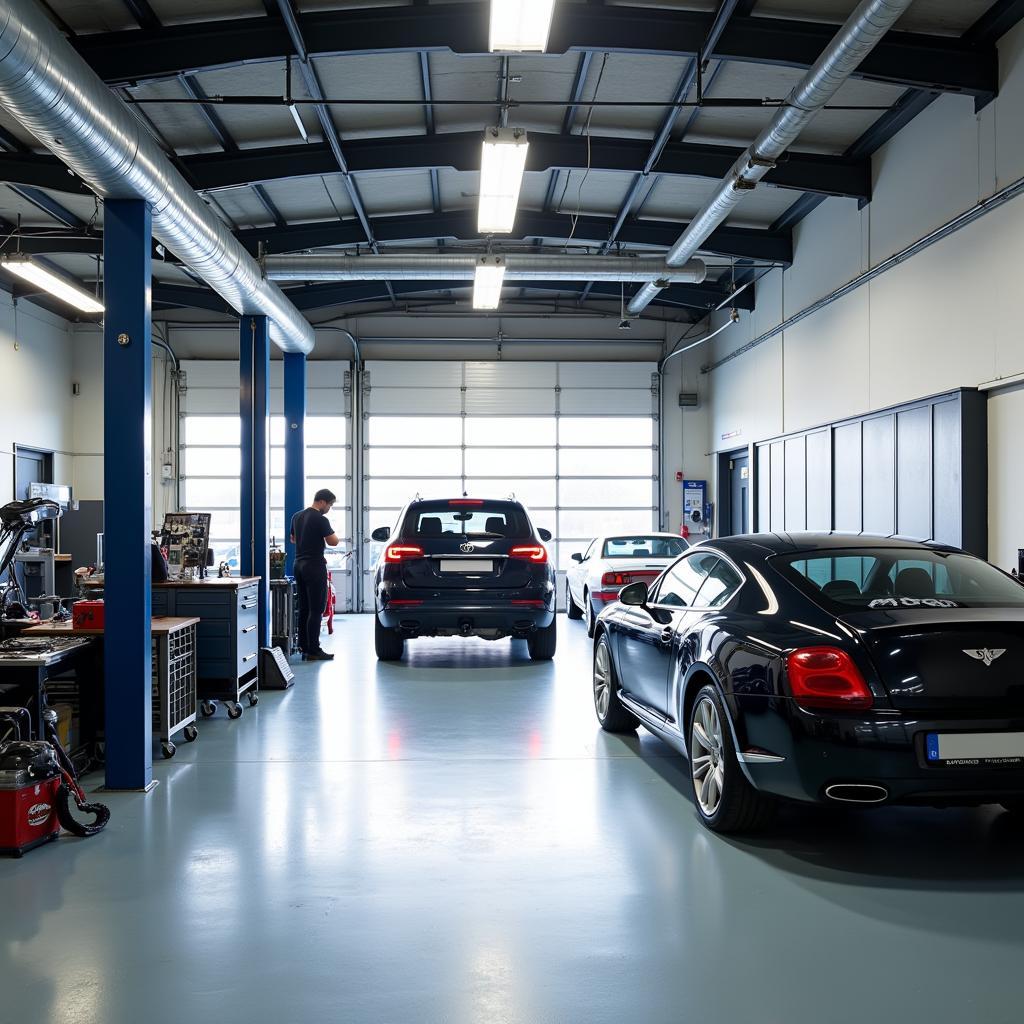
[509,545,547,563]
[786,647,873,711]
[384,544,424,563]
[602,571,630,586]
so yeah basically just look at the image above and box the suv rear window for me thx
[402,501,530,540]
[775,548,1024,610]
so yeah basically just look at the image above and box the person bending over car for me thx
[290,488,341,661]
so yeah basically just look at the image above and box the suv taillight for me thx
[786,647,873,711]
[384,544,424,563]
[510,545,547,563]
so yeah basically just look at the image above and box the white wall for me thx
[703,19,1024,568]
[0,294,76,503]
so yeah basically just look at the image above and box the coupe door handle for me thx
[659,628,674,645]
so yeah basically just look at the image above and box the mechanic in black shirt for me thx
[289,488,340,661]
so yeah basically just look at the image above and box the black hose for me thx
[45,716,110,838]
[55,779,110,837]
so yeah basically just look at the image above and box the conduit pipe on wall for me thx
[264,253,707,284]
[627,0,914,315]
[0,0,314,354]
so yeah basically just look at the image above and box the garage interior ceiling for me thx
[0,0,1019,327]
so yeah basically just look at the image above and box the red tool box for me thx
[72,599,105,630]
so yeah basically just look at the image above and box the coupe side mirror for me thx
[371,526,391,542]
[571,552,583,563]
[538,528,552,542]
[619,581,649,607]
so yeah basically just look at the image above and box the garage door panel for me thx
[464,389,556,415]
[370,389,463,414]
[368,361,462,387]
[559,389,652,415]
[465,361,556,388]
[363,361,658,610]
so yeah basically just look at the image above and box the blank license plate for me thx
[440,559,493,573]
[926,731,1024,765]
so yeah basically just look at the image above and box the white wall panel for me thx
[988,385,1024,570]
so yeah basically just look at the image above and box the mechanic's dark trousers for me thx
[295,556,329,655]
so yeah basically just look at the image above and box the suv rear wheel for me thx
[374,615,405,661]
[527,619,557,661]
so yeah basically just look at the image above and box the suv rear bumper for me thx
[377,587,555,639]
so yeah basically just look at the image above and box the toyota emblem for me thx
[460,542,475,553]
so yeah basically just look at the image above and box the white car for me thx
[566,533,690,635]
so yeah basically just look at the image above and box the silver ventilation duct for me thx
[627,0,914,315]
[0,0,314,354]
[263,253,707,284]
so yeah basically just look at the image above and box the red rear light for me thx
[511,599,546,607]
[384,544,424,563]
[786,647,873,711]
[448,499,484,505]
[509,545,547,563]
[602,571,629,586]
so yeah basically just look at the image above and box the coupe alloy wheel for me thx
[690,696,726,817]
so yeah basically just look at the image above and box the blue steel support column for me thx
[240,315,271,649]
[103,199,153,791]
[283,351,307,577]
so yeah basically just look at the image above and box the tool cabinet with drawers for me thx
[150,578,261,719]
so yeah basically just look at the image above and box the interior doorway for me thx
[717,448,750,537]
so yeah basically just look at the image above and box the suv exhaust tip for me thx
[825,783,889,804]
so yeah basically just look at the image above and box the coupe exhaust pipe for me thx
[824,783,889,804]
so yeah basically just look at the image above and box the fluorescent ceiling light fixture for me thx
[489,0,556,52]
[473,258,506,310]
[478,127,529,234]
[0,255,103,314]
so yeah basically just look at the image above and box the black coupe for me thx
[592,534,1024,833]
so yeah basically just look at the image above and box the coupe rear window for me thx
[775,548,1024,610]
[603,536,688,559]
[403,501,530,539]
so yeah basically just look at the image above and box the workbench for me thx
[27,616,201,758]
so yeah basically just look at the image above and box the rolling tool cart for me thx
[25,617,201,759]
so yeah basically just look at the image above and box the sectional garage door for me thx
[362,361,659,609]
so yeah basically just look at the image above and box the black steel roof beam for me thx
[239,209,792,265]
[121,0,161,31]
[179,74,239,154]
[274,0,395,304]
[178,73,288,231]
[964,0,1024,48]
[769,87,939,231]
[0,129,87,229]
[586,0,741,307]
[74,5,998,101]
[0,132,863,199]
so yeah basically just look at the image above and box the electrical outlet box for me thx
[161,464,174,480]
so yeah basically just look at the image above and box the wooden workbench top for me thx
[25,616,201,637]
[83,576,261,589]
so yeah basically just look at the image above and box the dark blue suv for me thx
[371,498,557,662]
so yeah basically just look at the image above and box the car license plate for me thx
[440,559,492,573]
[926,731,1024,766]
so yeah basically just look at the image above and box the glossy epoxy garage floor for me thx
[2,617,1023,1024]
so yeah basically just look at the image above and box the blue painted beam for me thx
[102,199,153,791]
[283,352,307,578]
[240,315,271,649]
